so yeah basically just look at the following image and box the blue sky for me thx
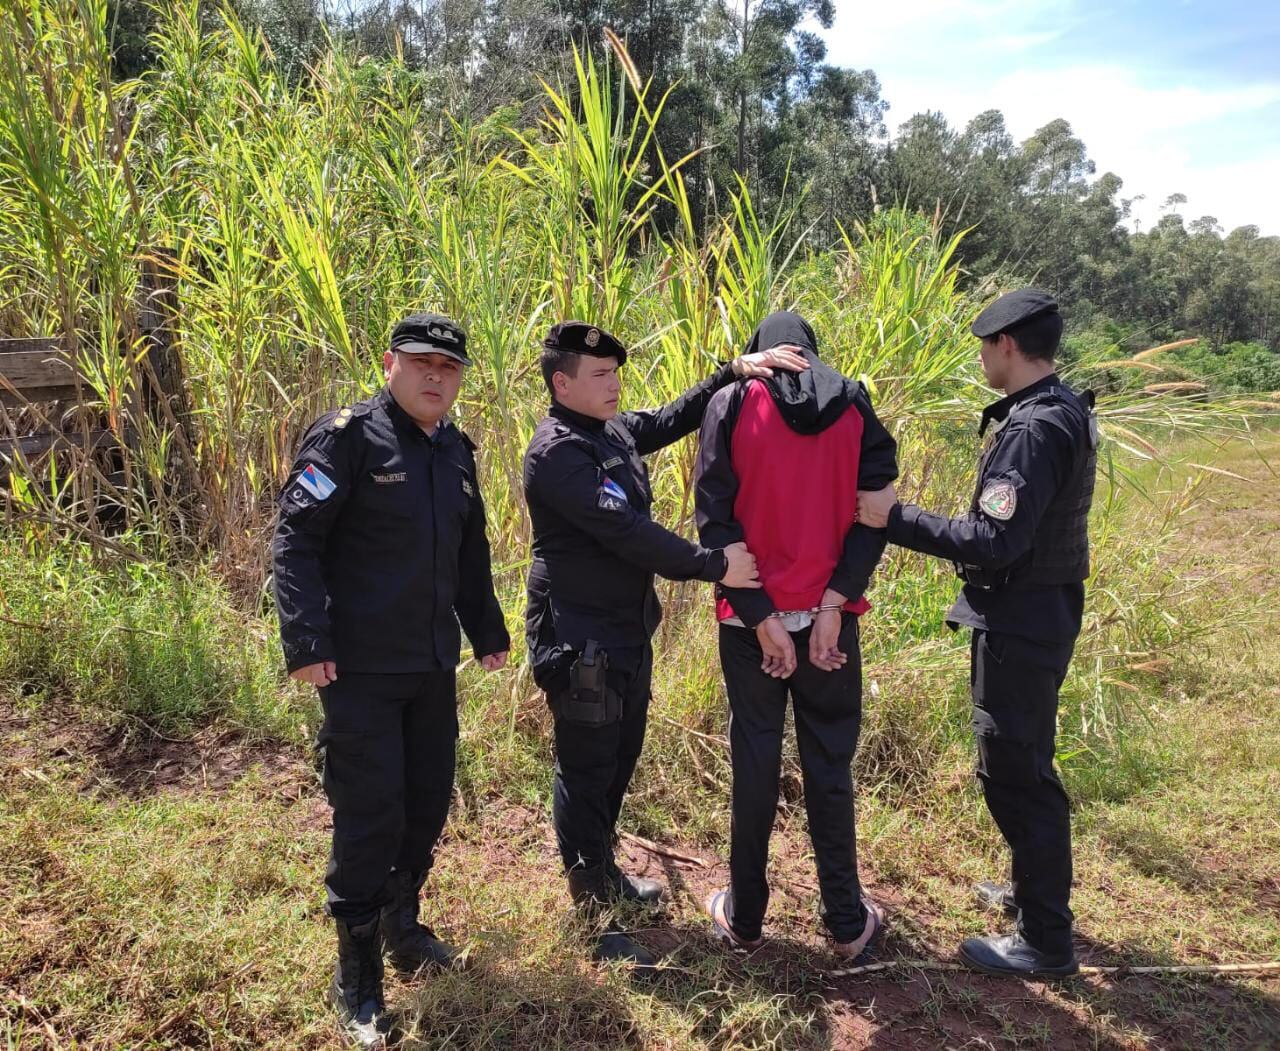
[817,0,1280,234]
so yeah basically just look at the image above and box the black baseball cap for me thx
[390,312,471,365]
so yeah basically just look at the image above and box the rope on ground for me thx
[824,959,1280,979]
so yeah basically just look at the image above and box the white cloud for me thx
[1125,155,1280,235]
[816,1,1280,235]
[823,0,1075,63]
[875,64,1280,233]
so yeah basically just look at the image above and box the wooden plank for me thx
[0,384,83,409]
[7,427,116,458]
[0,347,80,391]
[0,427,116,460]
[0,337,63,355]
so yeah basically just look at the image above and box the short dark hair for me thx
[1002,310,1063,361]
[541,347,582,394]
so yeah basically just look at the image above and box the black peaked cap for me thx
[971,288,1059,339]
[543,321,627,365]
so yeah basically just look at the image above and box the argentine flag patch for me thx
[597,476,628,513]
[297,463,337,501]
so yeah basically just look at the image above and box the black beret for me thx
[542,321,627,364]
[389,312,471,364]
[971,288,1059,339]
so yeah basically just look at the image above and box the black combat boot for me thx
[959,932,1079,977]
[329,916,387,1049]
[604,856,664,905]
[566,864,658,974]
[379,869,462,973]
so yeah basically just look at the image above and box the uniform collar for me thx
[549,399,608,435]
[378,385,451,443]
[979,373,1059,436]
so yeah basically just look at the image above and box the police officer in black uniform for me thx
[857,289,1097,977]
[273,313,509,1047]
[523,321,806,969]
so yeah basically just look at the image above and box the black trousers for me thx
[971,629,1075,956]
[719,616,866,943]
[317,671,458,924]
[550,645,652,872]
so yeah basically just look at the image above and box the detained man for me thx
[694,311,898,959]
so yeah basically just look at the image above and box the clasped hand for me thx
[855,483,898,528]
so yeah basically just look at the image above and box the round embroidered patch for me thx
[585,328,601,347]
[979,480,1017,520]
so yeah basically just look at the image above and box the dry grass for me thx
[2,436,1279,1049]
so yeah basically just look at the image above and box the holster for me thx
[550,640,622,727]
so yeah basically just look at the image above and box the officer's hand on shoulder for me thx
[722,541,762,588]
[480,651,509,672]
[291,661,337,686]
[733,345,810,377]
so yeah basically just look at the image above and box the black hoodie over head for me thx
[746,311,858,435]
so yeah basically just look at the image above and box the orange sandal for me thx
[705,889,765,951]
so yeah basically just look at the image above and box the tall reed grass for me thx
[0,0,1266,795]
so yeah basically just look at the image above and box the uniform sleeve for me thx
[694,384,776,627]
[885,414,1075,569]
[532,437,728,583]
[271,417,354,672]
[454,461,511,659]
[827,384,900,602]
[618,361,737,456]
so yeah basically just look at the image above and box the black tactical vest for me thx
[961,386,1097,590]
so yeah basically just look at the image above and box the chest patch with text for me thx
[372,471,407,485]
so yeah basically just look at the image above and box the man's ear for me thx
[552,371,569,397]
[996,332,1021,359]
[383,349,395,381]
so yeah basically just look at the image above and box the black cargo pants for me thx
[971,629,1076,956]
[549,645,653,873]
[718,615,868,944]
[317,671,458,924]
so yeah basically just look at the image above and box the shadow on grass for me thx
[576,882,1278,1051]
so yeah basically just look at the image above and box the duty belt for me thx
[954,561,1012,590]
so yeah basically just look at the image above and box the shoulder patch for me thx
[979,480,1017,521]
[297,463,337,501]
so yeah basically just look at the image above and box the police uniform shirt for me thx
[885,374,1096,644]
[272,386,509,673]
[523,367,736,681]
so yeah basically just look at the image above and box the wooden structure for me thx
[0,338,116,460]
[0,251,196,496]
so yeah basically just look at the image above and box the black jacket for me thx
[886,374,1097,643]
[272,386,509,674]
[523,365,736,684]
[694,312,899,626]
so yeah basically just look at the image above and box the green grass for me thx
[0,547,304,741]
[2,438,1279,1049]
[1,5,1277,1043]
